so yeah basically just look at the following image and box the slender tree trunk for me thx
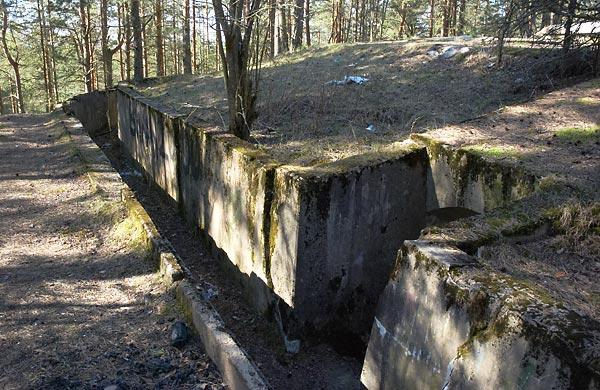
[183,0,192,73]
[457,0,466,35]
[213,0,262,140]
[269,0,276,56]
[132,0,144,82]
[279,0,289,52]
[140,1,148,77]
[541,12,551,28]
[398,1,407,37]
[79,1,93,92]
[155,0,165,76]
[37,0,52,111]
[173,9,179,74]
[305,0,310,46]
[429,0,435,37]
[46,0,59,103]
[119,2,126,80]
[125,1,132,81]
[1,0,25,113]
[101,0,111,87]
[292,0,304,50]
[0,85,4,115]
[192,1,197,72]
[10,83,17,114]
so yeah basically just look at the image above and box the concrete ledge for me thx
[176,281,271,390]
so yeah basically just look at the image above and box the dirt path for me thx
[0,113,226,390]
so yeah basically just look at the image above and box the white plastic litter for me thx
[366,125,377,132]
[427,50,439,57]
[441,46,470,59]
[327,76,369,85]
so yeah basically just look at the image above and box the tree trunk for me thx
[1,0,25,113]
[37,0,52,111]
[541,12,551,28]
[213,0,262,140]
[0,85,4,115]
[101,0,111,88]
[132,0,144,82]
[183,0,192,73]
[269,0,276,56]
[457,0,466,35]
[279,0,289,52]
[305,0,310,46]
[192,2,197,72]
[154,0,165,76]
[292,0,304,50]
[47,0,59,103]
[125,1,132,81]
[140,1,148,77]
[172,8,179,74]
[429,0,435,37]
[79,1,93,92]
[398,1,407,37]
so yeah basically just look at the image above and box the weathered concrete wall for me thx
[362,225,600,390]
[66,91,110,135]
[415,135,538,213]
[116,86,431,338]
[271,150,429,336]
[117,87,181,204]
[178,122,278,312]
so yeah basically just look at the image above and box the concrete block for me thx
[270,148,429,336]
[361,239,600,390]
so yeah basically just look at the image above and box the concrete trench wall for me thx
[420,136,538,214]
[114,86,544,347]
[361,239,600,390]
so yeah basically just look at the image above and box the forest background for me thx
[0,0,598,115]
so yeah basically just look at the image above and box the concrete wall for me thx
[420,138,537,213]
[66,91,111,135]
[270,151,429,336]
[361,231,600,390]
[117,87,181,204]
[116,86,431,338]
[178,122,277,312]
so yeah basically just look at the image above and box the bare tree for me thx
[212,0,263,139]
[101,0,124,88]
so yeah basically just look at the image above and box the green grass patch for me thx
[576,97,599,106]
[554,126,600,142]
[463,145,522,159]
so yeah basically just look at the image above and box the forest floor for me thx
[138,37,595,166]
[0,113,226,390]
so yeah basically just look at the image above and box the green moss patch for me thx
[554,126,600,142]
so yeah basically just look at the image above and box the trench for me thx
[91,130,367,390]
[90,128,493,389]
[73,89,540,389]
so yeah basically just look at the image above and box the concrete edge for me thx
[61,111,272,390]
[176,281,271,390]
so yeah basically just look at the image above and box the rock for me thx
[170,321,188,348]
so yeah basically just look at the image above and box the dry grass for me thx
[139,38,572,166]
[479,202,600,319]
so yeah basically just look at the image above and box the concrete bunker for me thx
[112,85,541,354]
